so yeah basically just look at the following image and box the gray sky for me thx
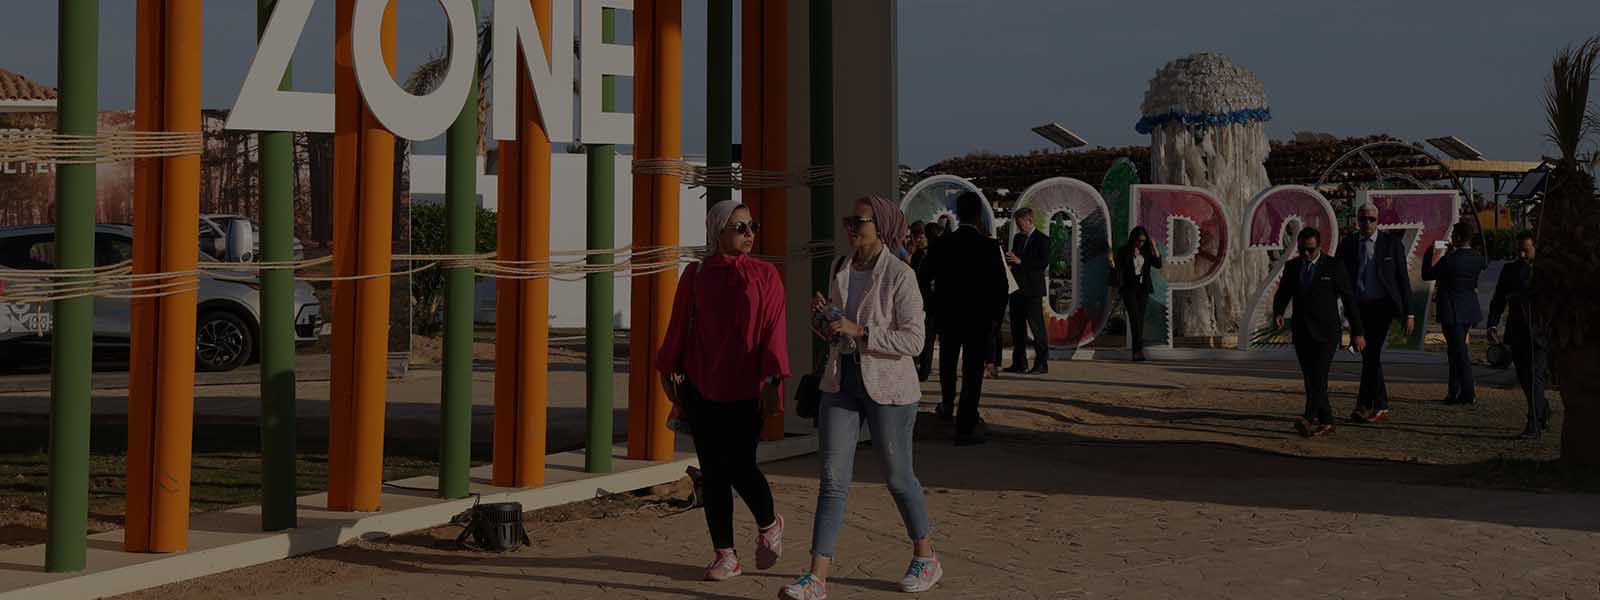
[4,1,1596,168]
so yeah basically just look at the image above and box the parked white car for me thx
[0,222,321,372]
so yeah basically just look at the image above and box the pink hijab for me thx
[861,195,908,257]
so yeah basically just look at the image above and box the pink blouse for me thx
[656,253,790,403]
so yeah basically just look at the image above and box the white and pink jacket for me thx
[819,251,926,406]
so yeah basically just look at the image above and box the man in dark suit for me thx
[912,221,940,381]
[922,192,1011,446]
[1005,208,1051,374]
[1274,227,1366,437]
[1337,203,1414,424]
[1423,223,1488,405]
[1487,231,1548,438]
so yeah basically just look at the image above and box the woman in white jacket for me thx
[781,196,940,600]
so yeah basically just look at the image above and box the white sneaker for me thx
[899,555,943,593]
[779,573,827,600]
[704,549,743,581]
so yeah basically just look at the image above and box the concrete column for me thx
[831,0,897,256]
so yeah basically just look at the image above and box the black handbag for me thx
[794,256,851,420]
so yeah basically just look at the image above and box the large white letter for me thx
[226,0,333,133]
[580,0,633,144]
[493,0,575,142]
[352,0,478,141]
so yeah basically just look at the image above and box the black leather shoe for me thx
[1027,364,1048,375]
[1003,365,1028,374]
[1517,427,1544,440]
[954,434,988,447]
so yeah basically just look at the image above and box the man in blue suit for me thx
[1422,223,1488,405]
[1337,203,1415,424]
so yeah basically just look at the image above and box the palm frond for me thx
[1543,37,1600,165]
[403,50,451,95]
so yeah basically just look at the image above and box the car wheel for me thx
[196,310,253,372]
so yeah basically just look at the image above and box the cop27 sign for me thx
[919,175,1460,351]
[226,0,633,145]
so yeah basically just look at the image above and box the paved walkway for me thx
[112,356,1597,599]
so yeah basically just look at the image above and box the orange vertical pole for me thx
[329,0,395,512]
[126,0,201,553]
[493,0,554,487]
[744,0,787,441]
[628,0,679,461]
[648,0,682,460]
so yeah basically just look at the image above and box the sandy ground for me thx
[106,356,1600,600]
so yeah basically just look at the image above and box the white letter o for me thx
[352,0,477,141]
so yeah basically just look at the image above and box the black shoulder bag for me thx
[793,256,850,420]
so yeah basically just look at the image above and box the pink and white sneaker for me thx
[899,555,943,593]
[779,573,827,600]
[755,514,785,570]
[704,549,743,581]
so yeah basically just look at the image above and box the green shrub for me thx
[410,202,499,334]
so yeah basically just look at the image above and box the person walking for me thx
[1337,203,1415,424]
[912,221,942,381]
[1114,226,1164,362]
[656,200,789,582]
[1423,222,1488,405]
[922,192,1011,445]
[1273,227,1366,437]
[1005,208,1051,374]
[781,196,940,599]
[1487,231,1549,438]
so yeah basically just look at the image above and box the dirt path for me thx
[107,358,1599,599]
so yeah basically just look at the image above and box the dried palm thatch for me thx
[1533,35,1600,466]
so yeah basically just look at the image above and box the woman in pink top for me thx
[656,200,789,582]
[782,196,941,600]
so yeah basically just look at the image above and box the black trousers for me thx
[1009,295,1049,369]
[1294,336,1338,424]
[940,329,990,436]
[685,394,776,549]
[1509,326,1549,428]
[917,310,937,381]
[1356,301,1395,411]
[1442,323,1476,403]
[1120,288,1149,352]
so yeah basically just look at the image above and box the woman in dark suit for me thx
[1422,222,1488,405]
[1114,226,1163,361]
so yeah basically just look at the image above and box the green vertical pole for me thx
[584,6,618,474]
[257,0,298,532]
[440,0,479,498]
[809,0,833,330]
[706,0,733,210]
[48,0,97,573]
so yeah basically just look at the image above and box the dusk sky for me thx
[3,1,1597,168]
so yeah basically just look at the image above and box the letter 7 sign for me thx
[1238,185,1340,349]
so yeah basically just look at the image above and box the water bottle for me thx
[820,304,858,355]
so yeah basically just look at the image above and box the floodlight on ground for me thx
[1508,163,1551,201]
[1426,136,1486,161]
[1032,122,1088,150]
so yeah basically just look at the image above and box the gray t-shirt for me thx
[845,265,873,323]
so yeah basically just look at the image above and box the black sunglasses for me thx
[1357,215,1378,223]
[726,220,761,235]
[842,216,876,231]
[1298,245,1319,255]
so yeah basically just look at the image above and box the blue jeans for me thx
[811,357,932,558]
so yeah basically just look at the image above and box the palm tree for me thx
[1533,36,1600,466]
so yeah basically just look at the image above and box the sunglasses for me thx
[1357,215,1378,224]
[842,216,876,231]
[1298,245,1319,255]
[725,220,761,235]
